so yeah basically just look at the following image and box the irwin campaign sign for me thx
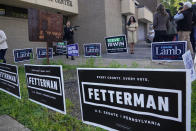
[152,41,187,61]
[13,48,33,63]
[56,41,67,55]
[0,63,20,99]
[84,43,101,57]
[36,48,53,59]
[77,68,191,131]
[25,65,66,114]
[67,43,79,56]
[105,35,127,53]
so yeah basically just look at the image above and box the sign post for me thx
[0,63,21,99]
[77,68,191,131]
[105,35,128,53]
[25,64,66,114]
[151,41,187,61]
[84,43,101,57]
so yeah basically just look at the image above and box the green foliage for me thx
[108,60,127,68]
[161,0,193,15]
[42,58,48,65]
[85,58,96,67]
[130,62,139,68]
[192,81,196,131]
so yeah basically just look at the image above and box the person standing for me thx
[64,20,75,60]
[174,2,194,58]
[190,3,196,52]
[166,9,177,41]
[153,4,169,42]
[127,16,138,54]
[0,30,8,63]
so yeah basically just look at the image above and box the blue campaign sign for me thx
[84,43,101,57]
[37,48,53,59]
[152,41,187,61]
[13,48,33,63]
[67,43,79,56]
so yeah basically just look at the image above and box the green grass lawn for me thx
[0,61,196,131]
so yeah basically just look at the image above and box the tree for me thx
[161,0,193,15]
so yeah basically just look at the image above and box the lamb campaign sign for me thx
[0,63,20,99]
[25,65,66,114]
[56,41,67,55]
[36,48,53,59]
[105,35,127,53]
[77,68,191,131]
[13,48,33,63]
[152,41,187,61]
[84,43,101,57]
[67,43,79,56]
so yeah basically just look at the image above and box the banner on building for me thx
[105,35,128,53]
[84,43,101,57]
[56,41,67,55]
[36,48,53,59]
[182,50,196,82]
[77,68,191,131]
[28,8,63,42]
[0,63,20,99]
[13,48,33,63]
[25,64,66,114]
[67,43,79,56]
[152,41,187,61]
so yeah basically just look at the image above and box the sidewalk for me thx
[0,115,30,131]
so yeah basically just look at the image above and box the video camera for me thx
[71,26,80,31]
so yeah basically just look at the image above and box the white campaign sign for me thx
[182,50,196,82]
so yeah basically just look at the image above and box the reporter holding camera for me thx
[64,20,75,60]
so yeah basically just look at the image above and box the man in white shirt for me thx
[0,30,8,63]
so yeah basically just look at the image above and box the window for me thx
[0,4,28,19]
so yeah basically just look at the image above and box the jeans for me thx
[0,49,7,63]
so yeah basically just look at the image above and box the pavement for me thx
[0,115,30,131]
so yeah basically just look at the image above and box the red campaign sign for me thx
[28,8,63,42]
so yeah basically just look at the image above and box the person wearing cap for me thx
[0,29,8,63]
[174,2,194,58]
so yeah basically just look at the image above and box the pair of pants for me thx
[190,27,196,52]
[153,31,167,42]
[0,49,7,63]
[178,31,194,56]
